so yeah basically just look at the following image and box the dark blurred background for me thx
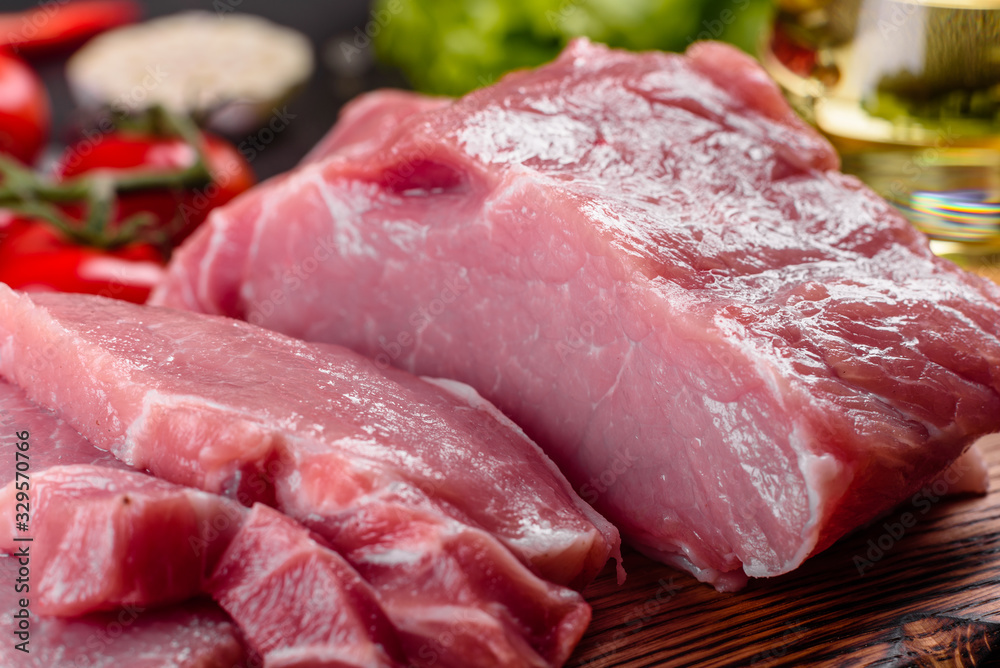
[0,0,395,180]
[0,0,770,180]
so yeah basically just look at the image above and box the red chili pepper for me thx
[0,0,140,58]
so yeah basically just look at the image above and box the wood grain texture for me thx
[572,437,1000,667]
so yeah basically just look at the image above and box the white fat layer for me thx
[240,186,283,311]
[779,430,997,579]
[120,389,167,468]
[360,548,423,567]
[955,436,995,495]
[123,389,264,469]
[419,376,529,441]
[774,429,851,577]
[637,547,748,592]
[735,335,853,579]
[197,210,232,314]
[310,172,378,259]
[504,524,588,561]
[420,375,623,578]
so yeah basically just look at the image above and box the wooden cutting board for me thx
[571,437,1000,667]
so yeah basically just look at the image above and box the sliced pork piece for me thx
[209,503,403,668]
[0,285,616,587]
[332,487,590,668]
[0,286,606,666]
[948,443,992,495]
[153,38,1000,590]
[6,464,403,667]
[0,465,242,616]
[0,557,246,667]
[0,381,249,665]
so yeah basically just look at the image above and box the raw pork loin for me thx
[154,38,1000,589]
[0,285,613,667]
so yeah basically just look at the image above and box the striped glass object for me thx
[760,0,1000,279]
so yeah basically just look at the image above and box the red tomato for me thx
[0,52,50,164]
[55,131,255,244]
[0,219,164,304]
[0,0,141,58]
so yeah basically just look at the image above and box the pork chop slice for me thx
[0,286,605,666]
[207,503,405,668]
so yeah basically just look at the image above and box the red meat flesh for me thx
[208,503,404,668]
[0,560,246,668]
[2,463,404,667]
[0,379,248,667]
[301,89,450,165]
[0,465,242,616]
